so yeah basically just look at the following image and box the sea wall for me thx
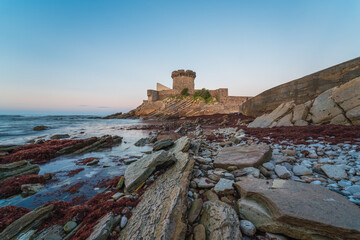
[240,57,360,117]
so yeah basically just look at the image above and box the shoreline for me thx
[0,114,360,239]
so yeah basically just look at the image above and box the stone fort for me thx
[146,69,250,104]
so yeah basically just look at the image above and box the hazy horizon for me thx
[1,0,360,115]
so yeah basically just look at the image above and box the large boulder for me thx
[234,178,360,239]
[200,200,242,240]
[119,149,193,239]
[0,160,40,183]
[214,145,272,169]
[124,150,176,192]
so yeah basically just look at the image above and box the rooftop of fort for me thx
[171,69,196,79]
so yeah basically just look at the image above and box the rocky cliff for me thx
[240,57,360,117]
[131,97,246,119]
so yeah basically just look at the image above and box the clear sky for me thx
[1,0,359,115]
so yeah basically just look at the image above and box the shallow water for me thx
[0,115,151,209]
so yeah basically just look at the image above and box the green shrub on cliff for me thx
[193,88,212,103]
[181,88,189,96]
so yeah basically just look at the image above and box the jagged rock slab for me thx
[200,200,242,240]
[119,151,193,239]
[0,204,54,239]
[0,160,40,183]
[214,145,272,169]
[234,178,360,240]
[124,150,175,192]
[87,213,119,240]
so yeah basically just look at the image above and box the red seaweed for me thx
[0,175,46,199]
[0,206,31,231]
[0,139,88,164]
[67,168,85,177]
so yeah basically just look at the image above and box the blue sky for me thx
[0,0,359,115]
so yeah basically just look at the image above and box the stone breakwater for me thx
[1,115,360,240]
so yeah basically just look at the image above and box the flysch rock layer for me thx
[119,137,193,240]
[248,76,360,127]
[0,204,54,240]
[234,178,360,240]
[0,160,40,183]
[214,144,272,169]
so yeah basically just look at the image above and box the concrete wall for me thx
[240,57,360,117]
[157,83,171,91]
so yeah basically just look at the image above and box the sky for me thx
[0,0,359,115]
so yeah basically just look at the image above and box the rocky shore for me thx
[1,113,359,239]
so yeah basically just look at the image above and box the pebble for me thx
[120,216,128,228]
[293,165,312,176]
[275,165,291,179]
[240,220,256,236]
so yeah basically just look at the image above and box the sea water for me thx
[0,115,151,209]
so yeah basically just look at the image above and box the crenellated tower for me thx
[171,70,196,92]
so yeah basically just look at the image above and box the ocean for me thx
[0,115,151,209]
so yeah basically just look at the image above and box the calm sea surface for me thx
[0,115,151,209]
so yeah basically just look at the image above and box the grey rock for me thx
[275,165,291,179]
[293,165,312,176]
[120,216,128,229]
[263,162,275,171]
[50,134,70,140]
[345,185,360,195]
[125,150,175,192]
[200,200,242,240]
[87,212,119,240]
[214,178,234,195]
[153,138,174,151]
[134,138,149,147]
[240,220,256,236]
[321,164,347,180]
[64,221,77,233]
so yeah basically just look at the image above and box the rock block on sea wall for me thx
[248,102,295,128]
[200,200,242,240]
[214,145,272,169]
[332,76,360,112]
[119,151,193,240]
[309,88,343,124]
[240,57,360,117]
[234,178,360,239]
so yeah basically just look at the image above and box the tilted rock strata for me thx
[248,76,360,127]
[0,160,40,183]
[119,153,193,239]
